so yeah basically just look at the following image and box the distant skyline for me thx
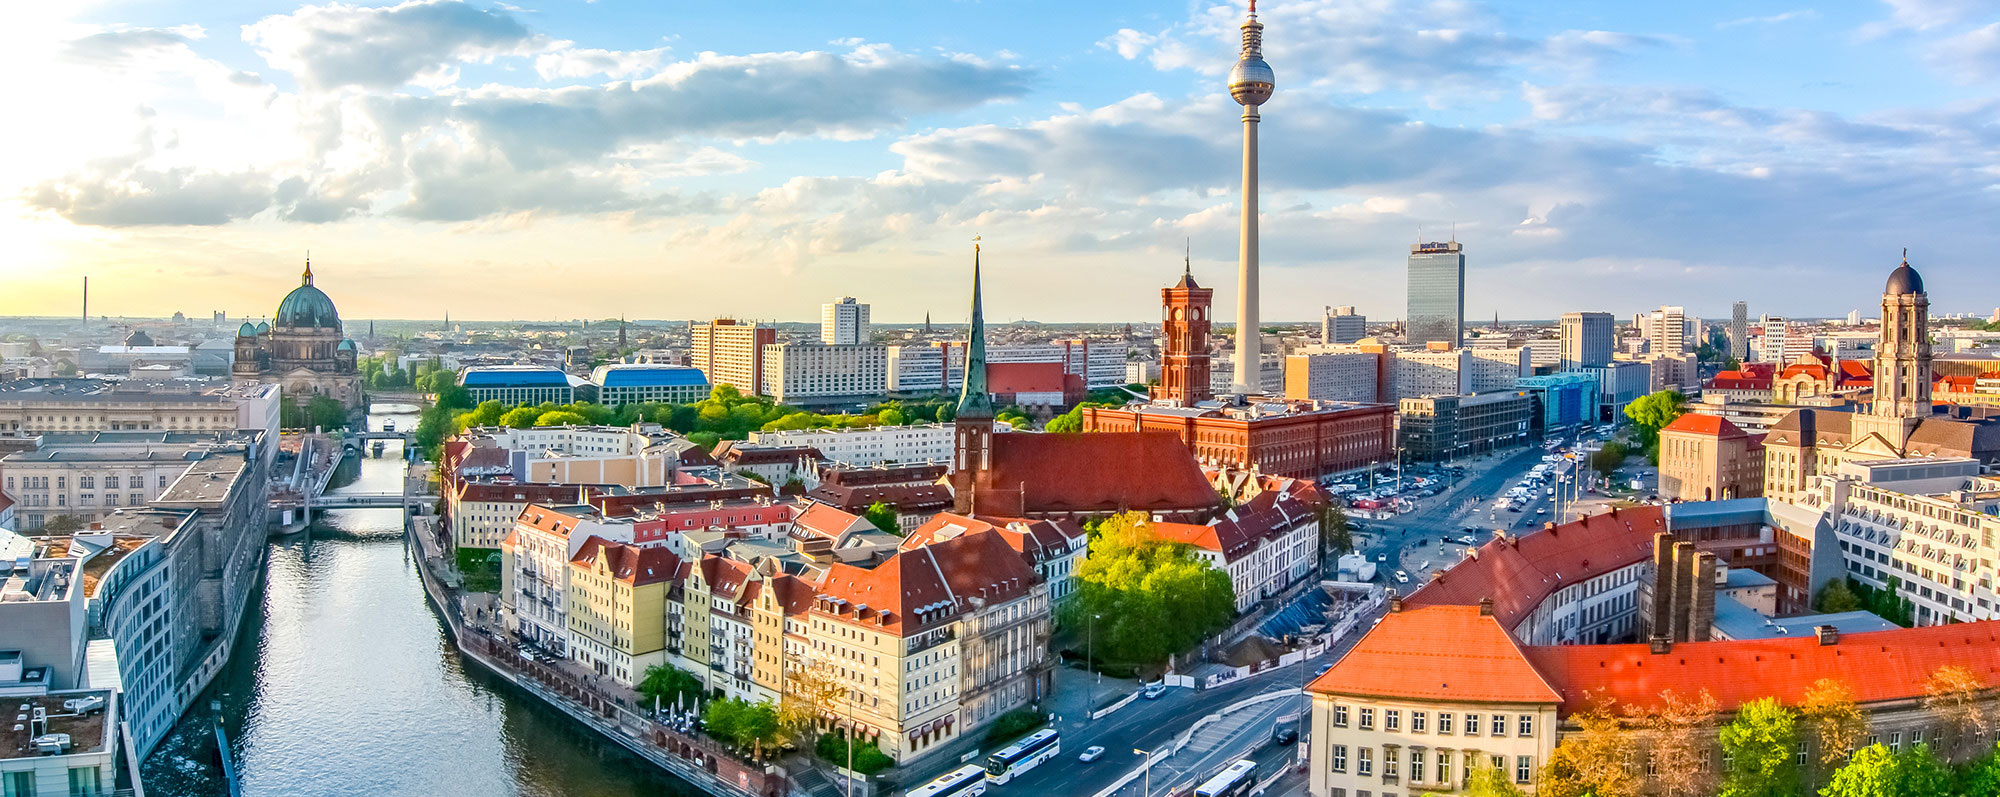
[5,1,1999,324]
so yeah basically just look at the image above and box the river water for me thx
[141,406,700,797]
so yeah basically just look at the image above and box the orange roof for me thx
[1405,506,1666,630]
[1525,622,2000,716]
[973,431,1219,515]
[985,362,1068,395]
[569,535,679,586]
[1308,605,1562,704]
[1662,413,1747,438]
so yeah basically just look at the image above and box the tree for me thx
[533,410,588,427]
[40,515,84,534]
[1821,744,1950,797]
[1640,688,1720,797]
[497,406,540,428]
[780,658,848,750]
[1801,678,1868,779]
[1923,664,1991,763]
[1427,760,1528,797]
[1719,697,1800,797]
[1057,511,1236,666]
[703,697,782,758]
[861,502,898,535]
[1591,441,1630,479]
[1957,748,2000,797]
[1541,695,1641,797]
[1319,502,1353,558]
[1045,405,1085,433]
[1814,579,1864,614]
[1624,389,1687,450]
[636,664,703,711]
[54,359,77,376]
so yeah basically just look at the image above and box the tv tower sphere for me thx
[1228,3,1274,106]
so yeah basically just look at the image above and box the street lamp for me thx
[1087,613,1103,722]
[1135,747,1157,797]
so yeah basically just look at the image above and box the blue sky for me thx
[3,0,1997,324]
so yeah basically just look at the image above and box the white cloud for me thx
[1099,29,1157,60]
[534,47,667,81]
[242,0,550,91]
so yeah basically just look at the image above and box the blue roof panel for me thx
[600,367,709,388]
[461,369,570,388]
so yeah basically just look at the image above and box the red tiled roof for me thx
[1837,360,1873,383]
[986,362,1067,395]
[974,431,1219,515]
[815,529,1037,635]
[794,502,872,540]
[1706,370,1773,391]
[1525,622,2000,716]
[569,535,680,586]
[1779,363,1829,380]
[1404,506,1667,630]
[1662,414,1747,438]
[1308,605,1563,704]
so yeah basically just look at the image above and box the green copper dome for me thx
[336,339,355,351]
[275,260,342,330]
[238,321,257,337]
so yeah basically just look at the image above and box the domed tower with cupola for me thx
[231,257,363,408]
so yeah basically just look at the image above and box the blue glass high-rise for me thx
[1406,241,1464,349]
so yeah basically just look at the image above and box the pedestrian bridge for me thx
[311,492,437,510]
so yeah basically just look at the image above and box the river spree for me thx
[141,407,698,797]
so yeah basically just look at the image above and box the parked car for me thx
[1080,746,1107,763]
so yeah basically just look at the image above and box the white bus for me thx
[985,728,1060,784]
[910,765,988,797]
[1193,759,1259,797]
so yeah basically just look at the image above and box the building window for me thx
[1333,744,1348,773]
[1360,708,1375,731]
[1334,705,1349,728]
[1492,715,1507,736]
[1516,755,1534,784]
[1436,751,1451,785]
[1358,747,1373,777]
[1386,710,1401,732]
[1410,752,1424,783]
[1439,713,1454,735]
[1384,747,1399,778]
[1518,715,1534,737]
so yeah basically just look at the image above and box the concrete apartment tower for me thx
[1228,1,1274,394]
[820,296,870,345]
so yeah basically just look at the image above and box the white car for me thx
[1080,746,1106,763]
[1394,570,1410,584]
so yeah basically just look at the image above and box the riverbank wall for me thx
[403,516,792,797]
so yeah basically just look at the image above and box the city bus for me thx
[1193,759,1259,797]
[910,765,988,797]
[984,728,1060,784]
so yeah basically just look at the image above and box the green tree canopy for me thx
[534,410,589,427]
[497,406,541,428]
[1821,744,1951,797]
[636,664,703,710]
[861,502,898,535]
[1624,389,1687,449]
[1719,697,1800,797]
[1057,512,1236,666]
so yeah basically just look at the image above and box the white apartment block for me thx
[1284,352,1381,403]
[1,432,255,530]
[691,319,774,396]
[1645,305,1689,354]
[1805,458,2000,626]
[760,343,891,402]
[0,378,278,439]
[1466,347,1531,393]
[1391,349,1470,400]
[821,297,871,345]
[1524,337,1563,368]
[1321,306,1366,345]
[889,340,1127,394]
[749,423,953,466]
[1757,316,1814,363]
[887,345,948,393]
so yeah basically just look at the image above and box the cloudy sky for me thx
[4,0,1998,324]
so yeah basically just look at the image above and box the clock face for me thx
[1174,308,1186,321]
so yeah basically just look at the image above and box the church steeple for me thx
[302,253,314,286]
[955,240,995,420]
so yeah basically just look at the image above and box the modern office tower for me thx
[1227,1,1274,393]
[1558,312,1614,371]
[820,297,871,345]
[691,318,777,395]
[1847,309,1863,326]
[1729,301,1749,359]
[1406,241,1465,349]
[1644,305,1689,354]
[1321,306,1365,345]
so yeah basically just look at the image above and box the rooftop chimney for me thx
[1388,590,1403,613]
[1816,625,1839,646]
[1649,636,1673,655]
[1478,597,1494,616]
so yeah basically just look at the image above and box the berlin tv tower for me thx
[1228,1,1274,395]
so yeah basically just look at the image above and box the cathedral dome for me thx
[255,321,270,335]
[337,339,354,352]
[1885,259,1924,296]
[275,260,342,330]
[238,321,257,338]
